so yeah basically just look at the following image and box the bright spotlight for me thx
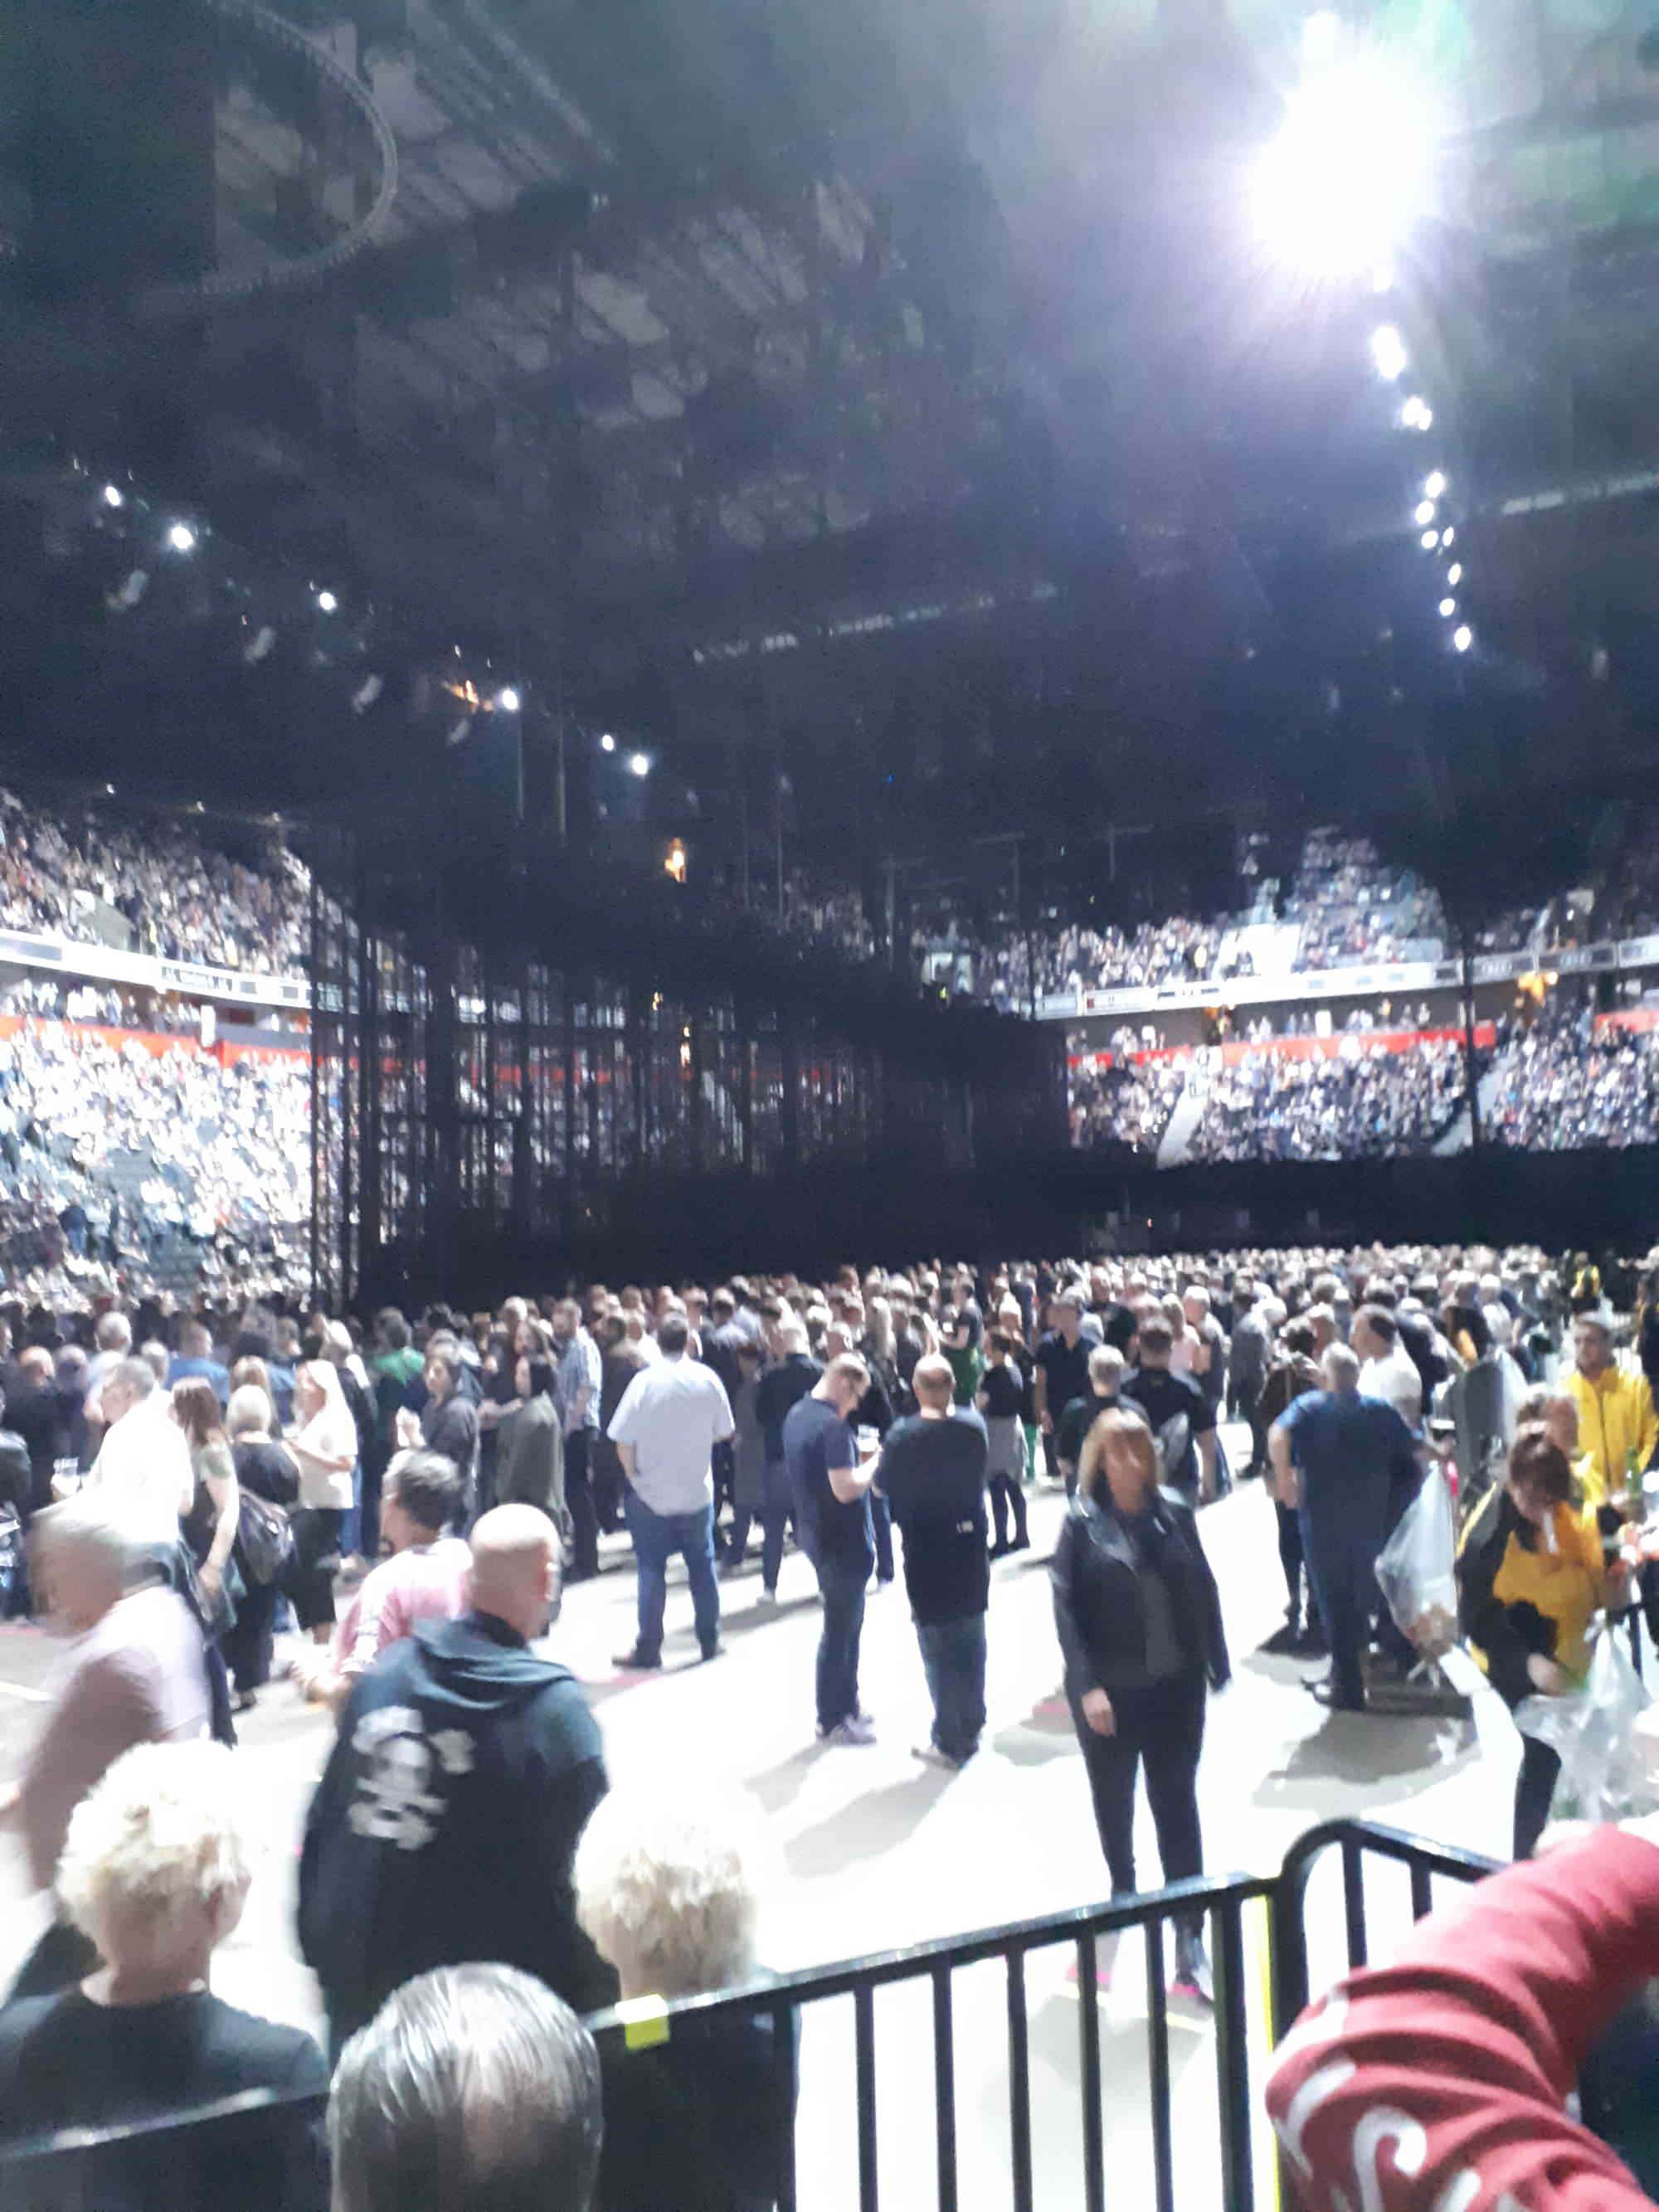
[1420,528,1440,550]
[165,522,197,553]
[1438,596,1457,618]
[628,751,651,778]
[316,589,338,614]
[1441,526,1456,546]
[101,484,124,509]
[1252,51,1434,280]
[1413,499,1436,525]
[1399,395,1433,430]
[1447,562,1462,586]
[1452,624,1472,654]
[600,732,616,753]
[1423,469,1447,499]
[1370,325,1408,381]
[497,686,522,713]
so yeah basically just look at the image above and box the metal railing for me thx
[0,1818,1504,2212]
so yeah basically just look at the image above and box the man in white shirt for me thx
[607,1313,733,1671]
[1353,1304,1423,1431]
[80,1358,194,1548]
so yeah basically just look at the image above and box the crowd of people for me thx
[2,1237,1657,2209]
[1485,1015,1659,1151]
[1182,1035,1468,1163]
[0,789,311,980]
[0,1021,309,1312]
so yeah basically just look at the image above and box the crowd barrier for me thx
[0,1820,1500,2212]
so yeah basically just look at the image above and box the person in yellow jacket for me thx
[1457,1425,1628,1858]
[1564,1310,1657,1513]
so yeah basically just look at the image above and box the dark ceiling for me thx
[2,0,1659,854]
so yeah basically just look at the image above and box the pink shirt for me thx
[332,1537,471,1675]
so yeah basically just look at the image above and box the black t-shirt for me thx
[597,2008,794,2212]
[878,1411,990,1626]
[978,1364,1024,1421]
[1099,1303,1141,1355]
[946,1300,983,1351]
[232,1437,299,1507]
[1058,1388,1120,1470]
[1034,1331,1091,1420]
[783,1395,871,1568]
[1121,1366,1214,1494]
[0,1989,328,2212]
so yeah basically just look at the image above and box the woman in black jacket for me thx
[1050,1406,1229,1999]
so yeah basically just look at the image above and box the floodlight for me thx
[165,522,197,553]
[102,484,124,509]
[629,751,651,778]
[1370,325,1408,381]
[316,589,338,613]
[1252,53,1434,280]
[1414,499,1436,525]
[600,732,616,753]
[1447,563,1462,586]
[1399,396,1433,430]
[497,687,521,712]
[1452,624,1472,653]
[1438,597,1456,617]
[1420,529,1439,550]
[1441,526,1455,546]
[1423,469,1447,499]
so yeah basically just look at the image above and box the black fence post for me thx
[1005,1951,1034,2212]
[1214,1896,1255,2212]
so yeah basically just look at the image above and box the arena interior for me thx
[5,2,1659,2209]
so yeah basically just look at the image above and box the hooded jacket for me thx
[298,1611,615,2038]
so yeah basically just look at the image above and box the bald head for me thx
[468,1506,560,1642]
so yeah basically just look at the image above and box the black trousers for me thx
[566,1428,599,1579]
[6,1918,99,2005]
[989,1473,1028,1549]
[1069,1671,1206,1931]
[287,1505,345,1633]
[1273,1500,1321,1630]
[1514,1733,1562,1860]
[222,1575,279,1694]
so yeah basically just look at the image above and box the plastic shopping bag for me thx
[1515,1627,1655,1824]
[1374,1470,1458,1657]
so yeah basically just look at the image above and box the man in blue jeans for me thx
[752,1319,822,1610]
[784,1354,882,1744]
[606,1313,734,1670]
[877,1354,990,1768]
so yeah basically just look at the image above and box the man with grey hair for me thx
[330,1963,601,2212]
[752,1315,820,1610]
[80,1355,194,1547]
[0,1497,209,2000]
[1268,1343,1419,1714]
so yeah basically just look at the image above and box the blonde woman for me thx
[1051,1407,1230,2000]
[286,1359,357,1644]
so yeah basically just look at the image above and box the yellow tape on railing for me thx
[617,1996,670,2052]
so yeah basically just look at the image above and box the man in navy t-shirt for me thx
[783,1355,882,1744]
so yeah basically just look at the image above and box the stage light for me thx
[1447,562,1462,585]
[1420,528,1439,549]
[101,484,124,509]
[1423,469,1447,499]
[1399,395,1433,430]
[1441,525,1455,546]
[165,522,197,553]
[1438,596,1457,617]
[600,732,616,753]
[243,625,277,664]
[315,589,338,613]
[1252,49,1433,280]
[1452,624,1472,653]
[1370,324,1408,381]
[351,675,383,714]
[629,751,651,777]
[1413,499,1436,525]
[496,687,521,713]
[106,569,148,611]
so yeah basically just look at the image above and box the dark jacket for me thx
[596,2009,795,2212]
[1051,1490,1229,1699]
[756,1354,820,1463]
[298,1611,615,2040]
[498,1393,567,1535]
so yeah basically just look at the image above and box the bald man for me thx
[299,1505,615,2054]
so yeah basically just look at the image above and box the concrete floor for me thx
[0,1429,1522,2209]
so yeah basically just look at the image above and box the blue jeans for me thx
[815,1553,870,1733]
[917,1612,986,1761]
[625,1492,720,1661]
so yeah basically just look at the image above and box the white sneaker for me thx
[820,1713,878,1745]
[754,1589,779,1613]
[912,1743,963,1771]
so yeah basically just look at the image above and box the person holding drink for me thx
[783,1355,884,1745]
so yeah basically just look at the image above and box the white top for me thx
[607,1354,735,1515]
[1360,1344,1423,1430]
[289,1405,358,1510]
[87,1393,195,1547]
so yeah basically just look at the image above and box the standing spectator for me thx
[753,1317,820,1611]
[329,1964,601,2212]
[1256,1320,1323,1654]
[593,1315,643,1537]
[173,1377,241,1746]
[1050,1408,1229,2000]
[298,1505,616,2054]
[722,1339,769,1573]
[0,1742,328,2212]
[82,1357,194,1548]
[222,1383,297,1708]
[410,1345,478,1518]
[1228,1285,1272,1475]
[1055,1344,1127,1496]
[975,1330,1030,1554]
[286,1360,357,1647]
[1269,1343,1420,1712]
[496,1355,566,1531]
[880,1354,991,1767]
[167,1318,230,1408]
[1122,1316,1218,1503]
[783,1354,883,1745]
[1033,1290,1092,1483]
[552,1300,602,1583]
[0,1499,210,2002]
[607,1313,732,1672]
[1353,1302,1423,1428]
[1565,1306,1657,1512]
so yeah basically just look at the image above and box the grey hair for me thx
[226,1383,275,1437]
[1322,1342,1361,1391]
[776,1316,809,1354]
[574,1790,761,1998]
[330,1965,602,2212]
[107,1355,158,1402]
[1087,1344,1126,1390]
[32,1494,153,1588]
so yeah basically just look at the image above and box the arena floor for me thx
[0,1425,1526,2210]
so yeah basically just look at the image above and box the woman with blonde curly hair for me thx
[0,1739,328,2207]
